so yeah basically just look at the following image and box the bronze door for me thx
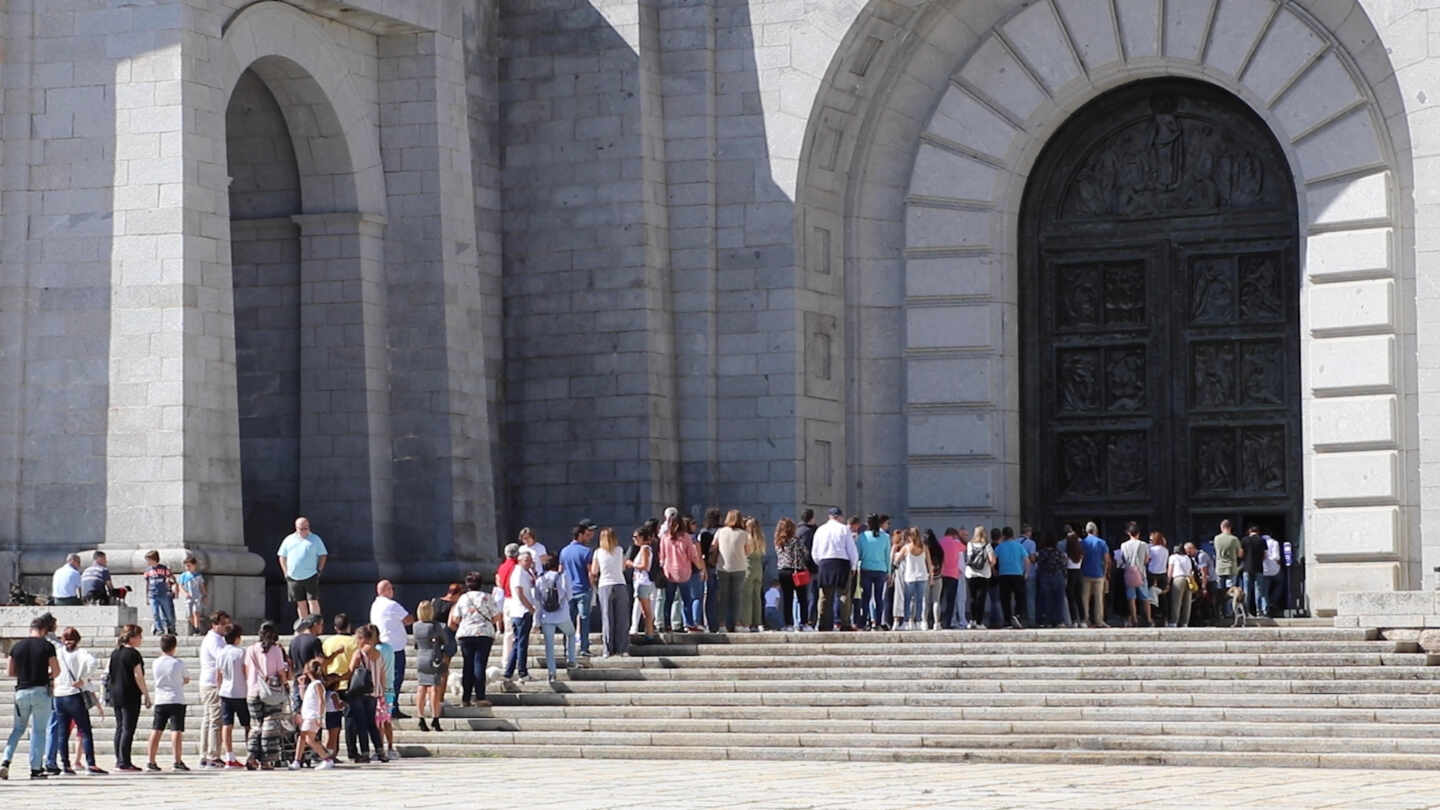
[1020,79,1301,549]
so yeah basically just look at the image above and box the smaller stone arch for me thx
[220,1,386,216]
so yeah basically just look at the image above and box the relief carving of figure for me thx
[1059,351,1100,412]
[1147,94,1184,191]
[1195,431,1232,492]
[1059,434,1103,497]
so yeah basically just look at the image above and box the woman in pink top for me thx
[242,622,290,769]
[937,528,966,629]
[659,515,705,632]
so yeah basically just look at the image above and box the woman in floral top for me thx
[448,570,502,707]
[1034,533,1070,627]
[774,517,810,630]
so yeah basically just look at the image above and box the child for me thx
[321,673,343,758]
[177,557,207,636]
[214,623,254,769]
[146,634,191,771]
[291,660,335,770]
[763,582,782,631]
[374,626,398,761]
[143,551,178,636]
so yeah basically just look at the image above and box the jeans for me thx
[939,577,960,628]
[150,595,176,634]
[857,570,888,627]
[1265,574,1284,617]
[901,580,926,625]
[504,614,533,677]
[1243,571,1268,616]
[966,577,990,625]
[1036,573,1067,627]
[47,693,95,769]
[1082,576,1106,625]
[702,571,719,631]
[346,695,383,756]
[997,574,1025,625]
[1025,575,1037,628]
[568,592,593,653]
[779,570,810,628]
[4,686,52,773]
[599,584,630,656]
[716,570,746,631]
[663,579,699,629]
[541,617,577,679]
[114,697,141,768]
[458,635,494,702]
[391,650,406,710]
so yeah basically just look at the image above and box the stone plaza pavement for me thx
[3,758,1440,808]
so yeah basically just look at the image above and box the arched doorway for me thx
[1020,79,1302,555]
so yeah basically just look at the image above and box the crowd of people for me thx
[3,510,1288,780]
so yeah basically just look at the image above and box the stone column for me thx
[290,212,392,585]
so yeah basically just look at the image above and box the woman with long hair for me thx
[774,517,810,630]
[964,526,996,629]
[626,528,659,639]
[591,527,630,657]
[741,517,767,632]
[1063,528,1085,628]
[432,583,462,711]
[243,621,290,769]
[49,626,105,775]
[924,529,945,630]
[712,509,749,632]
[345,626,387,763]
[894,529,932,630]
[107,624,150,771]
[449,570,501,707]
[659,513,704,632]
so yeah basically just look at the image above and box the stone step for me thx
[628,640,1417,655]
[513,652,1440,668]
[554,664,1440,681]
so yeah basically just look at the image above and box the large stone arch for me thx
[797,0,1416,611]
[219,1,386,216]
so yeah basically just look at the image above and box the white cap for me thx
[664,506,678,520]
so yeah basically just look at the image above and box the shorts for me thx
[301,716,322,733]
[153,703,186,732]
[185,598,204,617]
[1125,585,1151,601]
[636,581,655,599]
[324,710,342,731]
[220,696,251,727]
[287,575,320,602]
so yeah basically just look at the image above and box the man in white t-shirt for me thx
[369,580,414,718]
[503,553,536,682]
[147,634,191,771]
[1118,523,1153,628]
[1262,534,1283,618]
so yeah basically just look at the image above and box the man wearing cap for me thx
[277,517,328,620]
[496,543,521,670]
[560,521,596,657]
[810,507,858,631]
[288,614,326,674]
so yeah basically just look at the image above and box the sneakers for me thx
[146,762,162,772]
[386,747,400,760]
[1010,616,1024,629]
[317,759,336,770]
[224,759,245,769]
[29,770,47,780]
[116,764,142,773]
[173,761,189,772]
[62,767,76,776]
[1,761,9,780]
[288,761,302,771]
[44,765,61,776]
[390,709,410,719]
[84,766,107,775]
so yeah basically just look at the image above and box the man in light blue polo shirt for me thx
[50,554,83,605]
[277,516,328,619]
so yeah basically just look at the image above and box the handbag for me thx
[1123,560,1144,588]
[790,568,811,587]
[347,657,375,699]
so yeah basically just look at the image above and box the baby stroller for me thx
[257,707,298,768]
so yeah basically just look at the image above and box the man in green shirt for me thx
[1213,519,1241,618]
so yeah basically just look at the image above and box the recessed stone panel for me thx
[1307,395,1398,450]
[1307,171,1389,228]
[1308,279,1394,335]
[908,411,1002,458]
[1002,2,1082,92]
[1310,335,1395,393]
[1310,450,1399,505]
[1163,0,1211,61]
[909,143,1001,202]
[925,85,1020,159]
[906,305,996,350]
[905,205,993,251]
[1241,10,1324,104]
[1204,0,1274,77]
[1296,108,1384,181]
[1307,562,1401,613]
[1271,52,1362,140]
[1054,0,1121,71]
[1305,228,1391,280]
[1114,0,1159,59]
[907,463,998,510]
[906,254,1003,299]
[958,36,1048,123]
[906,356,994,406]
[1308,506,1401,558]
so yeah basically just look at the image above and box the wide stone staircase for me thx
[5,626,1440,769]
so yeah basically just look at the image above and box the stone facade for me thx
[0,0,1437,618]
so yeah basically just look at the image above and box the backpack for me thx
[540,573,563,613]
[966,543,988,571]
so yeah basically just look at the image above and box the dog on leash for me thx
[1226,586,1248,627]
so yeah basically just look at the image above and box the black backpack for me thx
[540,573,563,613]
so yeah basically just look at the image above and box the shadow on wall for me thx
[498,0,791,580]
